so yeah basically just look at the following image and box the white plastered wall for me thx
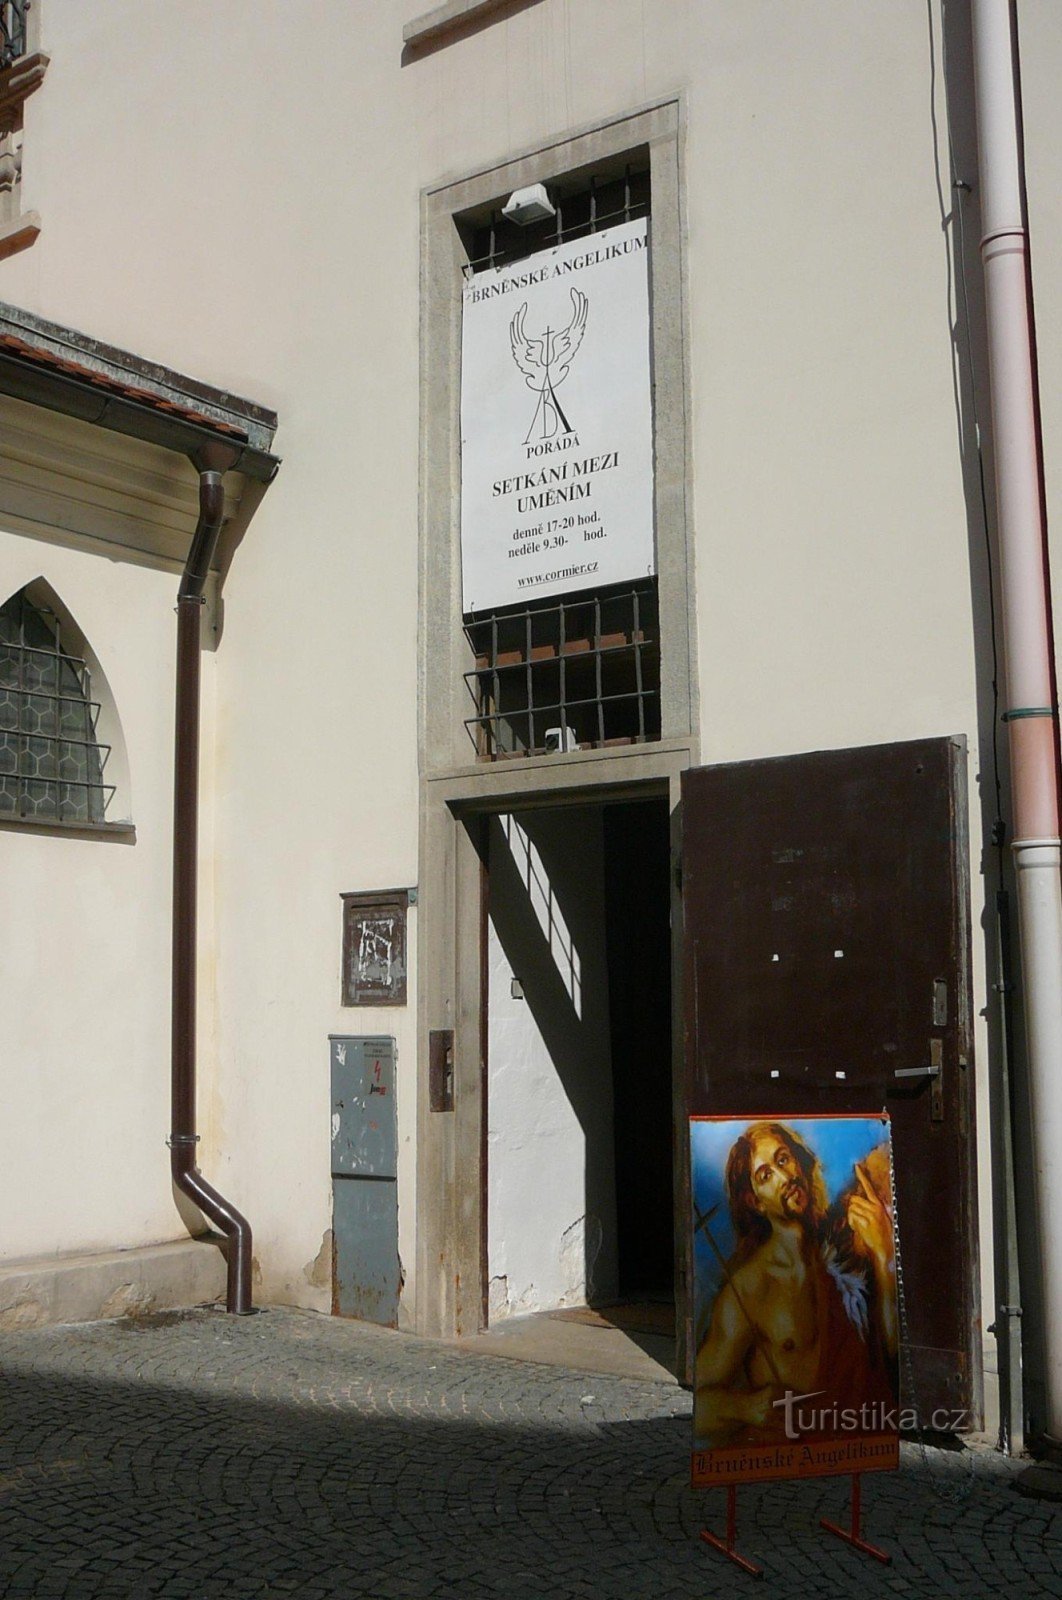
[2,0,424,1311]
[7,0,1062,1339]
[0,531,190,1261]
[398,0,995,1338]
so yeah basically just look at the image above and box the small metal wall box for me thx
[341,890,408,1006]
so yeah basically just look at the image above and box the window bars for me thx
[464,165,650,278]
[0,593,114,823]
[0,0,29,70]
[460,163,660,762]
[464,580,660,760]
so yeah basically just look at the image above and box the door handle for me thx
[893,1039,944,1121]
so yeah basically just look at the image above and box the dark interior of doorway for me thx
[602,796,673,1313]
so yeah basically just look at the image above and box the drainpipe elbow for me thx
[173,1158,254,1316]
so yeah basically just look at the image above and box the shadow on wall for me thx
[500,813,583,1017]
[488,807,617,1313]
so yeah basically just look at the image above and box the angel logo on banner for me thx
[509,288,588,444]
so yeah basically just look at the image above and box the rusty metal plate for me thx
[341,890,408,1006]
[332,1175,400,1328]
[429,1029,454,1113]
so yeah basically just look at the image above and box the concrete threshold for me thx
[454,1307,680,1384]
[0,1236,226,1330]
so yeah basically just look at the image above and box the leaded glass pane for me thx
[23,734,57,779]
[22,693,56,736]
[0,592,111,824]
[59,696,90,740]
[23,650,58,695]
[23,777,58,816]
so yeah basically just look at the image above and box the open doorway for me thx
[483,794,674,1351]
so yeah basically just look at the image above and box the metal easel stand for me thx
[699,1486,763,1578]
[820,1473,891,1564]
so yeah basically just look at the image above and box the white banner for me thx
[460,217,655,612]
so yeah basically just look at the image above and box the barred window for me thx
[459,159,659,761]
[0,589,114,823]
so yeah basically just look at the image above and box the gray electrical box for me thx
[329,1035,399,1326]
[330,1035,397,1178]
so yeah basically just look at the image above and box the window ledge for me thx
[0,814,135,842]
[0,208,40,261]
[404,0,528,48]
[0,52,48,120]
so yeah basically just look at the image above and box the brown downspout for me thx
[170,448,253,1314]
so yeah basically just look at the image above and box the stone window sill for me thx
[0,52,48,117]
[404,0,530,49]
[0,208,39,260]
[0,814,135,843]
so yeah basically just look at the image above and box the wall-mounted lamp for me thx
[502,183,556,226]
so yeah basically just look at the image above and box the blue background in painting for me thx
[690,1115,890,1350]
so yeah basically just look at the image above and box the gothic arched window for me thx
[0,588,113,823]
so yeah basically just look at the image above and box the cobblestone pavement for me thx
[0,1306,1060,1598]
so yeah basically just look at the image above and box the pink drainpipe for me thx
[972,0,1062,1439]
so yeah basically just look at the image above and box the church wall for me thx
[1,1,1061,1361]
[0,529,196,1264]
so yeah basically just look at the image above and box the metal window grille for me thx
[463,164,650,278]
[0,0,29,70]
[464,579,660,760]
[460,161,660,762]
[0,592,114,823]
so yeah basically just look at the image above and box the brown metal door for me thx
[682,737,979,1424]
